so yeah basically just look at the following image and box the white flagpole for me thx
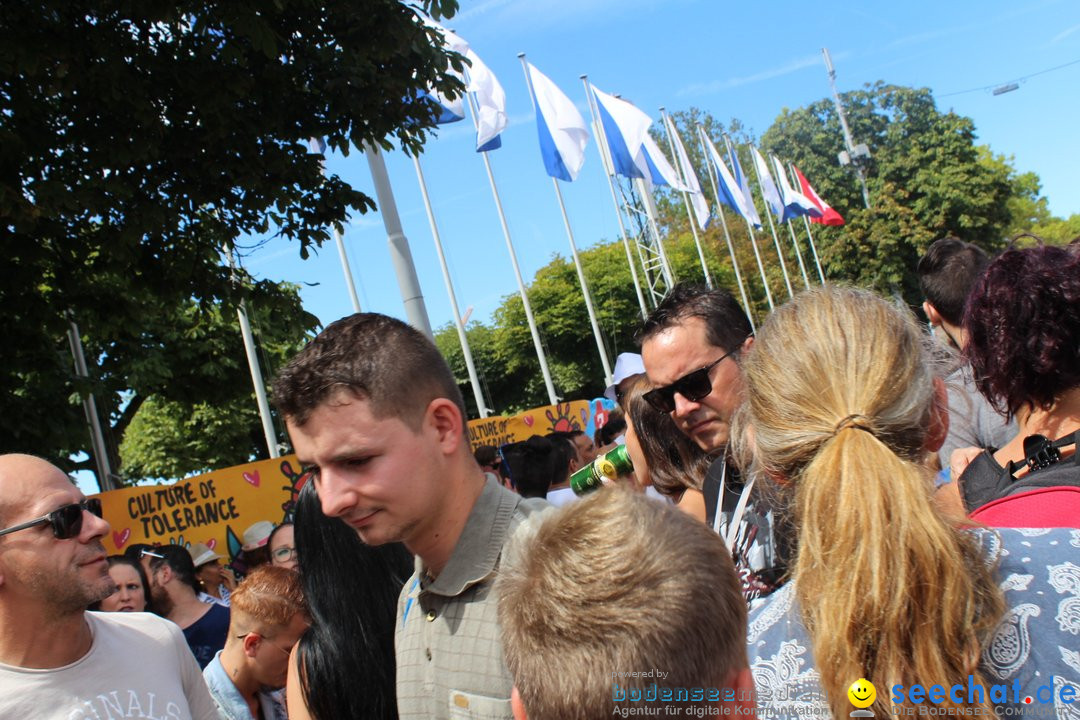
[226,249,280,460]
[550,178,613,386]
[580,75,649,321]
[66,318,115,490]
[749,145,794,299]
[789,162,827,284]
[363,143,435,339]
[412,155,490,417]
[310,141,362,312]
[693,127,754,331]
[517,68,611,385]
[721,133,775,311]
[786,220,811,289]
[660,108,712,288]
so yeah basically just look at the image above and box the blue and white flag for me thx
[422,20,468,124]
[528,62,589,182]
[665,115,710,229]
[590,84,651,180]
[750,146,785,220]
[465,48,506,152]
[771,154,822,220]
[727,139,762,228]
[637,134,689,191]
[308,137,327,155]
[702,132,755,226]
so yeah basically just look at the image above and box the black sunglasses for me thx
[0,498,103,540]
[642,343,744,414]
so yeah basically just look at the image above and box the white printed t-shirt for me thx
[0,610,218,720]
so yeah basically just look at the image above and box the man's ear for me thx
[923,301,943,328]
[511,686,528,720]
[426,398,464,454]
[242,632,261,658]
[925,376,950,454]
[731,667,756,714]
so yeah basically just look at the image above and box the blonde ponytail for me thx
[733,287,1003,718]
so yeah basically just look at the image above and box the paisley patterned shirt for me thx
[748,528,1080,719]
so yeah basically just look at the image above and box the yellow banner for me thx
[92,455,307,560]
[467,400,599,451]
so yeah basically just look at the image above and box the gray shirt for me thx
[939,363,1017,467]
[395,477,551,720]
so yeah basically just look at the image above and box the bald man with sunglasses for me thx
[0,454,217,720]
[638,285,788,606]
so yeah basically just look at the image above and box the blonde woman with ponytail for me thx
[734,287,1078,719]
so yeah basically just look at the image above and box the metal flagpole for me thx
[550,178,613,386]
[789,162,827,284]
[310,140,362,313]
[226,249,280,460]
[748,145,794,299]
[363,143,435,340]
[517,68,611,386]
[412,155,490,417]
[693,126,754,330]
[580,75,648,321]
[660,108,712,288]
[721,133,775,311]
[803,215,826,284]
[786,220,811,289]
[66,318,115,491]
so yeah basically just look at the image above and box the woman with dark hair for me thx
[268,522,298,571]
[621,375,712,521]
[286,481,412,720]
[92,555,153,614]
[949,244,1080,516]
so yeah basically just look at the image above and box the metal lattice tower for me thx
[613,176,671,308]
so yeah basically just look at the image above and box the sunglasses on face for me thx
[0,498,103,540]
[642,342,744,414]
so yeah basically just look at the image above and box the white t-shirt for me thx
[0,611,218,720]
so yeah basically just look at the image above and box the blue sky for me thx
[243,0,1080,335]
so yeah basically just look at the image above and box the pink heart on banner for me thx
[243,471,260,487]
[112,528,131,549]
[206,539,217,550]
[523,416,535,427]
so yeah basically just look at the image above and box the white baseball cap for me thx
[604,353,646,401]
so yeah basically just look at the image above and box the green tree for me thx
[1,0,459,485]
[760,83,1018,301]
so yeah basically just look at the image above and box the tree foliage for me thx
[0,0,461,485]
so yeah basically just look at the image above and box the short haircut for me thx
[497,488,747,720]
[229,565,307,636]
[473,445,499,468]
[964,245,1080,418]
[545,431,579,467]
[272,313,465,429]
[916,237,990,326]
[622,376,711,497]
[148,544,200,593]
[502,435,559,499]
[636,283,752,353]
[596,410,626,447]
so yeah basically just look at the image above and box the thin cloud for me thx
[1051,23,1080,44]
[677,53,832,97]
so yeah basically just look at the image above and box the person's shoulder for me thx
[970,527,1079,569]
[88,610,184,646]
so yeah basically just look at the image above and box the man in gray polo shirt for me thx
[273,313,549,720]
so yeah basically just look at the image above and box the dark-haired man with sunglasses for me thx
[0,453,217,719]
[638,284,787,606]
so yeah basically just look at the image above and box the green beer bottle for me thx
[570,444,634,496]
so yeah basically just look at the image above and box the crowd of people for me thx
[0,240,1077,719]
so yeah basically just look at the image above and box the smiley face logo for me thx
[848,678,876,709]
